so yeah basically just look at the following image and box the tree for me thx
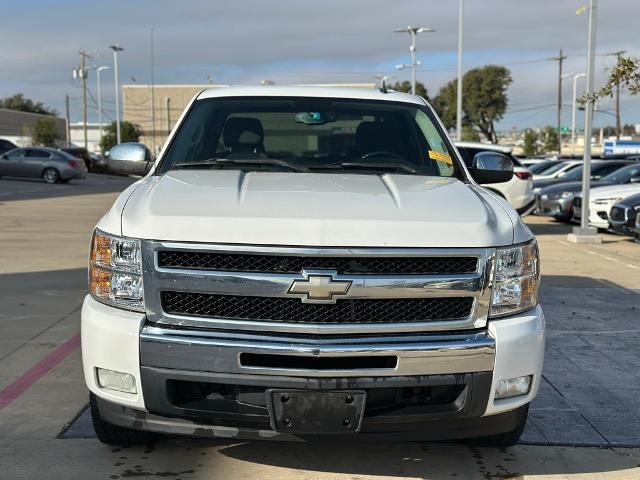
[31,117,60,147]
[432,65,512,144]
[461,125,480,142]
[541,126,559,153]
[523,129,539,157]
[0,93,57,115]
[100,121,143,153]
[387,81,429,100]
[589,55,640,101]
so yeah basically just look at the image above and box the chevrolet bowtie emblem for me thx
[288,271,352,303]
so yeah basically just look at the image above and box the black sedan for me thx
[535,163,640,221]
[610,192,640,238]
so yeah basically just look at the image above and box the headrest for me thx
[355,121,394,152]
[223,117,264,147]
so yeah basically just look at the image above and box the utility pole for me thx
[65,95,70,147]
[150,28,156,154]
[165,97,171,137]
[78,49,92,150]
[605,50,626,138]
[553,48,567,156]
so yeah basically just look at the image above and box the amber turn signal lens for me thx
[91,232,112,266]
[89,266,111,298]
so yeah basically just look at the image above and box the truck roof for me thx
[196,85,426,105]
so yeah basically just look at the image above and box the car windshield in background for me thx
[529,162,555,174]
[537,161,573,176]
[159,97,459,177]
[599,164,640,183]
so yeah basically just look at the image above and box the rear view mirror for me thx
[468,151,514,184]
[107,143,154,176]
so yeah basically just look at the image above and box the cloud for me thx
[1,0,638,128]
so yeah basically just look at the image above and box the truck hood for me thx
[118,170,517,247]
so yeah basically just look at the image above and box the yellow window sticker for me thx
[428,150,453,165]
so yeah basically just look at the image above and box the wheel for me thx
[464,404,529,447]
[42,167,60,184]
[90,393,155,446]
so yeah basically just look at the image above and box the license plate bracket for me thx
[266,389,367,434]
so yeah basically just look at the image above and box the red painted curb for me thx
[0,333,81,410]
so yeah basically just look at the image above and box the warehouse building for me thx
[0,108,66,146]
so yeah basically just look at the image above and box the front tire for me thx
[42,168,60,184]
[90,393,155,446]
[464,404,529,447]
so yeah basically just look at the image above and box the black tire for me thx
[464,404,529,447]
[42,167,60,184]
[90,393,155,446]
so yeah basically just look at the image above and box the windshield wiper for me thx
[172,157,309,173]
[311,161,420,175]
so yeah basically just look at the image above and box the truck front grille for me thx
[157,250,477,275]
[161,291,474,324]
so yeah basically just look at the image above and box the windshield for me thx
[158,96,460,177]
[528,162,553,173]
[537,161,573,176]
[599,164,640,183]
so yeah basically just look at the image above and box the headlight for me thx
[89,229,144,311]
[593,197,623,205]
[546,191,573,200]
[490,239,540,318]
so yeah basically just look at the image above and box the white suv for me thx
[82,86,544,447]
[455,142,535,215]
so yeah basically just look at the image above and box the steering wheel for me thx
[360,151,405,161]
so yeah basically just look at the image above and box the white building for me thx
[69,122,109,153]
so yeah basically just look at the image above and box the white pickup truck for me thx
[82,86,545,447]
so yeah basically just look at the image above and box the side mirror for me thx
[468,151,514,184]
[107,143,154,176]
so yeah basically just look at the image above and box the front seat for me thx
[354,121,397,157]
[222,117,267,158]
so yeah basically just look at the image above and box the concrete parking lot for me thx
[1,174,640,479]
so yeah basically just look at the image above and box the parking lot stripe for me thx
[0,333,80,410]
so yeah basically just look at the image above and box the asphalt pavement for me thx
[1,173,640,479]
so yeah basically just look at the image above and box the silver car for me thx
[0,147,87,183]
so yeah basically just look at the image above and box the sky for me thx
[1,0,639,131]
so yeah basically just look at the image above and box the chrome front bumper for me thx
[140,327,496,378]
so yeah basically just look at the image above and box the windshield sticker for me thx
[428,150,453,165]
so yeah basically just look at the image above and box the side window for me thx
[25,149,50,158]
[455,147,473,167]
[6,149,24,159]
[594,164,623,179]
[414,109,454,176]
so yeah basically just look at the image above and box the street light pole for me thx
[393,26,435,95]
[96,66,110,152]
[109,45,124,145]
[456,0,464,140]
[568,0,601,243]
[571,73,586,154]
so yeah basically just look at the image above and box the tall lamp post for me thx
[96,66,110,152]
[109,45,124,145]
[568,0,601,243]
[456,0,464,140]
[570,73,586,153]
[393,26,435,95]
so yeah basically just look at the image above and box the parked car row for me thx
[534,159,640,241]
